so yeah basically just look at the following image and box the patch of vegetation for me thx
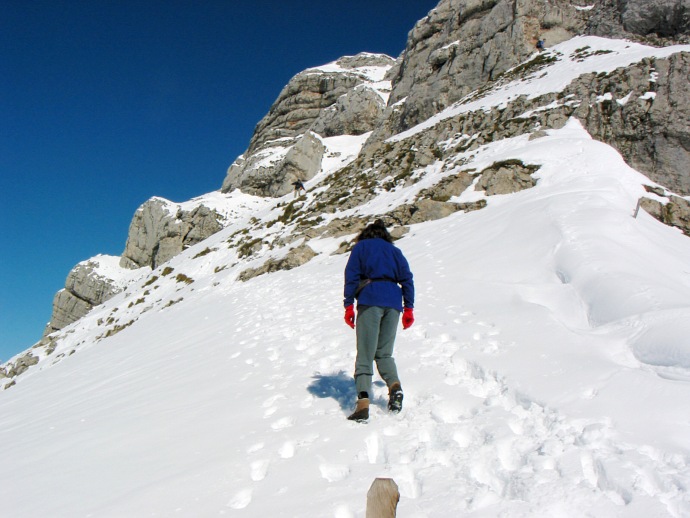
[214,265,228,273]
[175,273,194,285]
[103,320,136,338]
[502,52,559,80]
[278,200,302,225]
[237,237,264,259]
[572,46,614,62]
[161,266,175,276]
[128,297,146,308]
[193,247,213,259]
[143,275,159,287]
[485,159,541,176]
[164,298,184,308]
[296,215,324,228]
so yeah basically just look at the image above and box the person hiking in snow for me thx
[536,38,545,52]
[292,179,306,197]
[342,219,415,423]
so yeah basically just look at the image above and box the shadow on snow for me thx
[307,371,387,413]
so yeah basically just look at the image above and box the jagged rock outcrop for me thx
[310,85,387,137]
[237,243,318,281]
[586,0,690,42]
[640,193,690,235]
[383,0,591,135]
[247,53,394,153]
[221,131,326,197]
[42,197,224,337]
[375,49,690,196]
[569,52,690,195]
[2,352,39,379]
[475,160,540,195]
[120,198,224,269]
[44,256,130,335]
[221,53,394,197]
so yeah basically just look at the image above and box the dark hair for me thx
[357,219,392,243]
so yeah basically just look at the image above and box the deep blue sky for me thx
[0,0,439,361]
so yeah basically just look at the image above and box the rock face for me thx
[570,53,690,195]
[248,53,394,153]
[640,194,690,235]
[221,53,394,197]
[43,196,224,336]
[310,85,387,137]
[120,198,224,269]
[237,243,318,281]
[44,256,132,335]
[221,132,326,197]
[383,0,591,135]
[475,160,540,195]
[586,0,690,41]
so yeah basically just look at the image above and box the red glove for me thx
[344,305,355,329]
[402,307,414,329]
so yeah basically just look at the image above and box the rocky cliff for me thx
[21,0,690,366]
[220,53,395,197]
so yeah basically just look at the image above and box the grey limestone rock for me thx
[247,53,395,154]
[120,198,223,269]
[639,195,690,235]
[420,171,476,201]
[566,52,690,196]
[237,243,318,282]
[475,160,540,195]
[44,258,126,335]
[4,352,39,378]
[221,53,394,197]
[383,0,591,135]
[222,132,326,197]
[587,0,690,41]
[310,86,387,137]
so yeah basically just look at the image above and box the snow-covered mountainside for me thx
[2,6,690,517]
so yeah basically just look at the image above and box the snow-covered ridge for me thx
[304,52,394,83]
[76,254,147,290]
[389,36,690,143]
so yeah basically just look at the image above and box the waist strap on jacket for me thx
[355,278,398,297]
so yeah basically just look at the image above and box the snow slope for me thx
[2,38,690,517]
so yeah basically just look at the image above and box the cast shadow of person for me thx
[307,371,386,413]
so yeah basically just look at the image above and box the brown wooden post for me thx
[366,478,399,518]
[633,198,642,218]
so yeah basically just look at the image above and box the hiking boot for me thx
[348,392,370,423]
[388,382,403,413]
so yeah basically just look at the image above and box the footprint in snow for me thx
[271,416,294,430]
[250,459,270,481]
[226,488,252,509]
[262,394,287,416]
[246,442,264,454]
[319,463,350,482]
[365,433,380,464]
[278,441,295,459]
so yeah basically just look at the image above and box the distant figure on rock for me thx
[342,219,415,423]
[536,38,545,52]
[292,180,306,197]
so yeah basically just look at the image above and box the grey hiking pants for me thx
[354,306,401,396]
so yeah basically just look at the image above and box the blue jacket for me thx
[343,238,414,311]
